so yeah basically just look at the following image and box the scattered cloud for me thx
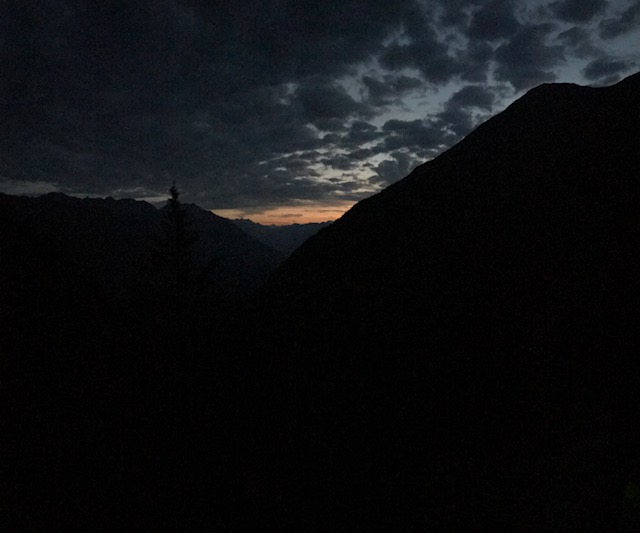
[467,0,521,41]
[557,27,602,58]
[448,85,495,110]
[0,0,638,215]
[600,0,640,38]
[494,24,565,90]
[362,75,424,106]
[371,151,420,186]
[549,0,608,23]
[582,56,634,81]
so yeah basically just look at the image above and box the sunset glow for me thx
[213,202,354,225]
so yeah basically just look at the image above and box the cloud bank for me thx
[1,0,638,216]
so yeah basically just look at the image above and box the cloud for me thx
[448,85,495,110]
[494,24,565,90]
[347,148,376,161]
[379,10,464,85]
[435,84,497,141]
[557,27,602,58]
[436,109,475,139]
[381,119,451,151]
[0,0,637,213]
[457,41,495,83]
[371,151,419,186]
[320,154,358,171]
[467,0,521,41]
[296,80,372,121]
[269,213,302,219]
[549,0,608,23]
[439,1,475,28]
[582,56,634,81]
[379,42,459,85]
[347,121,384,144]
[362,75,424,106]
[600,0,640,38]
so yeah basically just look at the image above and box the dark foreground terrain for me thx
[3,73,640,531]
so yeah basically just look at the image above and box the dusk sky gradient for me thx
[1,0,639,223]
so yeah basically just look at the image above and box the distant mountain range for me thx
[232,218,332,256]
[243,72,640,530]
[1,192,284,302]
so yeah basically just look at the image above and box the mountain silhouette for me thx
[0,192,283,305]
[1,192,285,530]
[242,72,640,530]
[233,218,332,256]
[1,190,285,387]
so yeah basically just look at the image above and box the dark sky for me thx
[1,0,638,222]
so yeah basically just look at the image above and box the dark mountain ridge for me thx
[242,72,640,530]
[1,192,284,302]
[233,218,332,256]
[264,72,640,346]
[2,191,285,530]
[1,190,285,382]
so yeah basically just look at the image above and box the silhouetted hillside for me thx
[233,218,332,256]
[0,192,283,302]
[178,203,286,294]
[1,192,282,531]
[242,72,640,530]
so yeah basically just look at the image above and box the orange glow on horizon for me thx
[212,202,354,225]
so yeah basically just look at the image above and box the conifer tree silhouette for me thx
[162,184,197,296]
[150,184,200,349]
